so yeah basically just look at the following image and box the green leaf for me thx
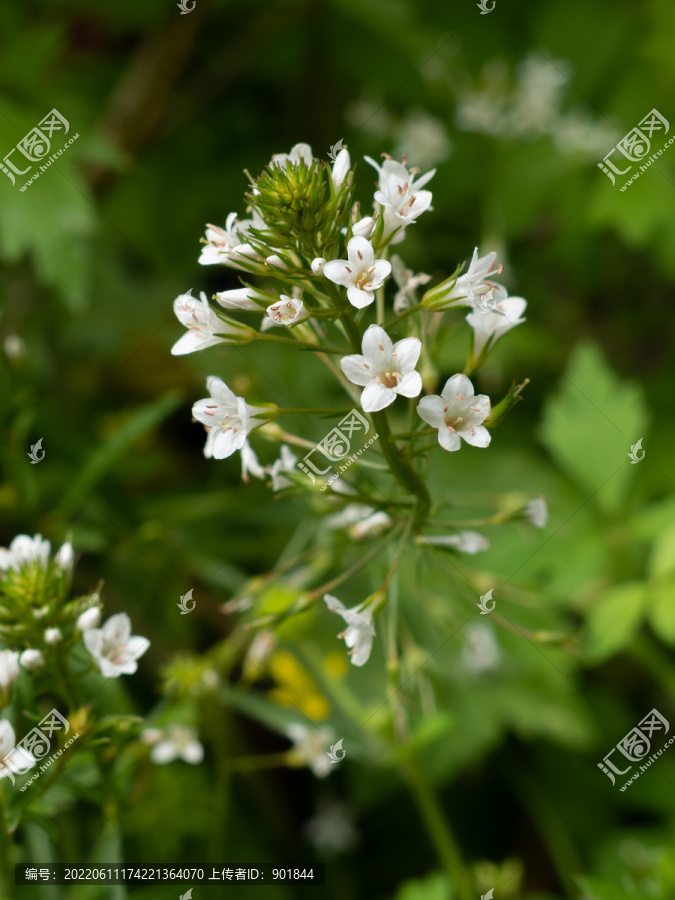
[539,342,648,513]
[646,579,675,645]
[585,581,646,661]
[647,523,675,579]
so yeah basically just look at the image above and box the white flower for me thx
[44,628,62,645]
[0,650,20,698]
[265,296,308,327]
[418,531,489,554]
[54,541,74,575]
[351,216,375,238]
[19,649,45,670]
[192,376,265,460]
[364,156,436,193]
[286,723,333,777]
[198,213,263,267]
[140,727,164,745]
[391,255,431,313]
[266,445,298,491]
[0,720,35,781]
[393,109,452,170]
[323,594,375,667]
[214,286,268,311]
[340,324,422,413]
[271,142,313,168]
[241,440,266,483]
[304,802,359,854]
[0,534,51,573]
[466,296,527,359]
[324,504,392,540]
[76,606,102,631]
[441,248,506,309]
[417,374,491,452]
[311,257,326,274]
[172,290,251,356]
[375,175,433,242]
[149,725,204,765]
[331,148,351,191]
[322,237,391,309]
[525,496,548,528]
[83,612,150,678]
[461,622,501,675]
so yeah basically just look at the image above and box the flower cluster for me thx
[170,141,545,682]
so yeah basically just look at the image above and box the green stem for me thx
[0,787,12,897]
[371,411,431,529]
[401,757,474,900]
[385,302,424,331]
[258,333,345,353]
[391,428,436,440]
[268,406,354,416]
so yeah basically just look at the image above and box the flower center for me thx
[382,371,401,389]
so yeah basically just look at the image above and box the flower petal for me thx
[340,354,374,386]
[361,381,396,412]
[392,337,421,372]
[438,428,462,452]
[322,260,354,287]
[416,395,446,428]
[346,286,374,308]
[361,324,392,360]
[441,374,475,403]
[396,370,422,398]
[461,424,491,448]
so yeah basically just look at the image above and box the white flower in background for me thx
[4,334,25,361]
[331,148,351,191]
[240,440,266,483]
[271,142,313,168]
[76,606,101,632]
[507,55,569,137]
[324,504,393,539]
[54,541,74,575]
[340,324,422,413]
[525,496,548,528]
[32,606,49,619]
[391,255,432,313]
[393,109,452,170]
[322,237,391,309]
[311,257,326,274]
[323,594,375,667]
[0,650,20,699]
[417,374,491,452]
[466,296,527,358]
[304,801,359,855]
[44,628,62,645]
[552,110,619,158]
[149,725,204,765]
[461,622,501,675]
[214,286,268,311]
[456,89,508,137]
[286,723,334,777]
[83,612,150,678]
[0,720,35,781]
[192,377,265,460]
[419,531,490,554]
[140,728,164,746]
[198,212,263,267]
[265,296,308,327]
[172,290,251,356]
[267,445,298,491]
[19,649,45,670]
[0,534,51,573]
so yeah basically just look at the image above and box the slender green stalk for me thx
[258,333,345,353]
[371,411,431,528]
[385,301,424,331]
[0,788,12,897]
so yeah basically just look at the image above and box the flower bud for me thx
[19,649,45,670]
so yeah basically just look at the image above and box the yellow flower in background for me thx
[268,650,330,721]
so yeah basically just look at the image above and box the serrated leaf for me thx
[586,581,646,661]
[540,342,648,513]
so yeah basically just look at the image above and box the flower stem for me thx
[371,410,431,529]
[0,787,12,896]
[258,333,344,353]
[401,756,474,900]
[385,302,424,331]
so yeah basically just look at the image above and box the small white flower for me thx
[449,248,506,308]
[287,723,333,777]
[311,257,326,274]
[393,109,452,170]
[322,237,391,309]
[83,612,150,678]
[172,290,252,356]
[0,720,36,781]
[265,253,288,270]
[340,324,422,413]
[374,174,433,239]
[241,440,266,483]
[391,255,432,313]
[351,216,375,239]
[44,628,62,645]
[419,531,489,554]
[417,374,491,452]
[76,606,102,632]
[213,286,268,311]
[54,541,74,575]
[304,801,359,855]
[466,296,527,359]
[331,148,351,191]
[149,725,204,765]
[265,296,308,327]
[192,376,265,460]
[461,622,501,675]
[364,156,436,193]
[0,650,20,699]
[271,143,313,168]
[324,504,392,539]
[525,496,548,528]
[0,534,51,573]
[19,649,45,670]
[323,594,375,667]
[266,445,298,491]
[140,727,164,745]
[32,606,49,619]
[198,213,263,268]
